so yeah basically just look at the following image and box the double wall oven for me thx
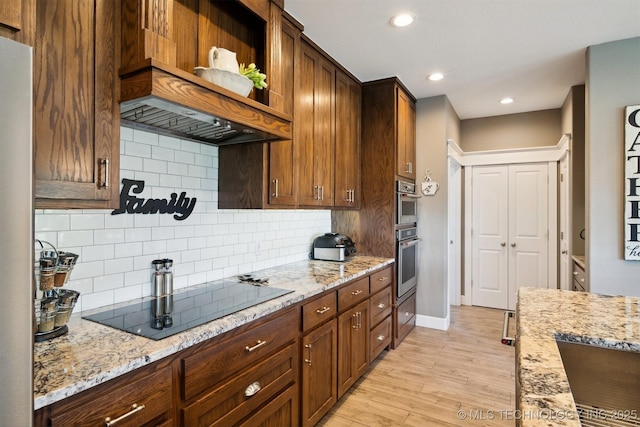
[396,180,420,302]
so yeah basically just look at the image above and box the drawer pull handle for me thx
[104,403,145,427]
[245,381,262,397]
[351,289,363,296]
[377,334,385,342]
[378,276,388,281]
[245,340,267,352]
[304,344,312,365]
[377,303,385,309]
[316,306,331,314]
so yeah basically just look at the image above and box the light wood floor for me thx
[318,305,516,426]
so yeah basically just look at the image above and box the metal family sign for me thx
[111,179,197,221]
[625,105,640,260]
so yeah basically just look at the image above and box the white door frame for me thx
[448,137,569,306]
[447,148,462,307]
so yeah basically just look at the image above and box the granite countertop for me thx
[34,255,394,410]
[517,287,640,426]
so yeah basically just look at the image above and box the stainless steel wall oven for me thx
[396,180,419,225]
[396,226,420,301]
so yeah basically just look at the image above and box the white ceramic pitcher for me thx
[208,47,239,74]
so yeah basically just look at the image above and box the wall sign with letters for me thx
[111,178,197,221]
[625,105,640,260]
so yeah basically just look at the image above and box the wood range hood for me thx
[119,60,292,146]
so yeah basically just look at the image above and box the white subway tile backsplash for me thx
[93,273,125,292]
[133,129,159,145]
[143,158,168,174]
[94,229,125,245]
[58,230,94,247]
[82,244,115,262]
[124,140,152,158]
[35,129,331,312]
[35,214,70,232]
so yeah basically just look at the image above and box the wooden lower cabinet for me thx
[182,343,298,427]
[301,319,338,427]
[394,290,416,348]
[337,299,369,398]
[35,266,396,427]
[34,358,176,427]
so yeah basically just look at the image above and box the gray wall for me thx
[586,37,640,296]
[415,95,460,319]
[460,109,561,152]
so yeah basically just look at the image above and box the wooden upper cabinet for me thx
[34,0,120,208]
[334,70,361,208]
[396,87,416,180]
[218,9,299,209]
[0,0,33,44]
[296,40,335,207]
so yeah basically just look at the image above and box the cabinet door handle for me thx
[500,242,506,247]
[377,302,385,309]
[320,185,325,201]
[304,343,312,365]
[352,312,358,329]
[377,334,385,342]
[313,185,319,200]
[272,179,279,198]
[561,249,567,254]
[99,157,110,188]
[511,242,517,247]
[351,289,363,296]
[406,162,411,173]
[316,306,331,315]
[245,381,262,397]
[245,340,267,352]
[104,403,145,427]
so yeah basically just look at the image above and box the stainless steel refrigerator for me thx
[0,36,34,425]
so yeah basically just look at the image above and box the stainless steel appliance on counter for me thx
[312,233,357,261]
[0,36,34,425]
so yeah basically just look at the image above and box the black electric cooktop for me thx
[82,281,293,340]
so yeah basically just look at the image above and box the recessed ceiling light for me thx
[390,13,415,27]
[500,97,514,104]
[428,73,444,81]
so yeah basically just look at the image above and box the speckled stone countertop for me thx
[34,256,394,410]
[517,287,640,426]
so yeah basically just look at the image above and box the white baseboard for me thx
[415,314,450,331]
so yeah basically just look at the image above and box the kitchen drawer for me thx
[337,276,370,312]
[182,343,297,427]
[369,286,392,327]
[369,266,393,294]
[572,262,587,291]
[396,292,416,345]
[46,364,173,427]
[302,291,337,332]
[238,383,298,427]
[182,308,299,401]
[370,315,392,361]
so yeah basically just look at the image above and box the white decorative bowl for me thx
[194,67,253,97]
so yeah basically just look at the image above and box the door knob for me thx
[500,242,506,247]
[510,242,516,247]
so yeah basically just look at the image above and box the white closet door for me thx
[471,166,509,309]
[507,163,549,309]
[471,163,549,310]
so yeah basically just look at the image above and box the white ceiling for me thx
[284,0,640,119]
